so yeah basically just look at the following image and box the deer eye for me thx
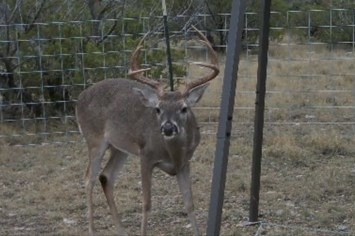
[181,107,188,113]
[155,107,161,114]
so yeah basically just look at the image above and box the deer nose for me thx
[161,121,178,137]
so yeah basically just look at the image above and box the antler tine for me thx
[128,34,162,91]
[183,25,220,94]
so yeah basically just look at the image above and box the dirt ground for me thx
[1,123,354,236]
[1,45,354,235]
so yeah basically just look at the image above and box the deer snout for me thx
[161,121,178,137]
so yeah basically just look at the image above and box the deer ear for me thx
[133,87,159,108]
[185,83,209,106]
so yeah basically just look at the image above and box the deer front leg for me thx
[176,163,200,236]
[140,159,153,236]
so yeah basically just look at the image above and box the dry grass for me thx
[0,43,354,235]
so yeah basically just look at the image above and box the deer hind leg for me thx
[176,163,200,236]
[99,147,128,236]
[140,158,154,236]
[85,141,108,236]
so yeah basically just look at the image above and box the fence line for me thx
[0,9,354,145]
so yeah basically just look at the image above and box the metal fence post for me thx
[249,0,271,223]
[206,0,246,235]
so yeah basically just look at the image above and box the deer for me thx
[75,26,219,236]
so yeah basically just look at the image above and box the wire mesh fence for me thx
[0,8,354,145]
[1,4,354,235]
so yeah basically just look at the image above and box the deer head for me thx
[128,25,220,139]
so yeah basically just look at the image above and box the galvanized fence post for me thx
[206,0,246,235]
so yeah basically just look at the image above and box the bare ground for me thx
[0,123,354,236]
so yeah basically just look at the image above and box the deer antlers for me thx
[128,25,220,94]
[182,25,220,94]
[127,37,163,93]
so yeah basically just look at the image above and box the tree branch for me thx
[24,0,46,33]
[8,0,23,23]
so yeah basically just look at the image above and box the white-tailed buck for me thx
[76,26,219,236]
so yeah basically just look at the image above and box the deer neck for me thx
[162,125,199,173]
[164,133,187,166]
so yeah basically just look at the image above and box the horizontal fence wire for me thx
[0,9,354,145]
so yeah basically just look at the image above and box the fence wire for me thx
[0,9,354,145]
